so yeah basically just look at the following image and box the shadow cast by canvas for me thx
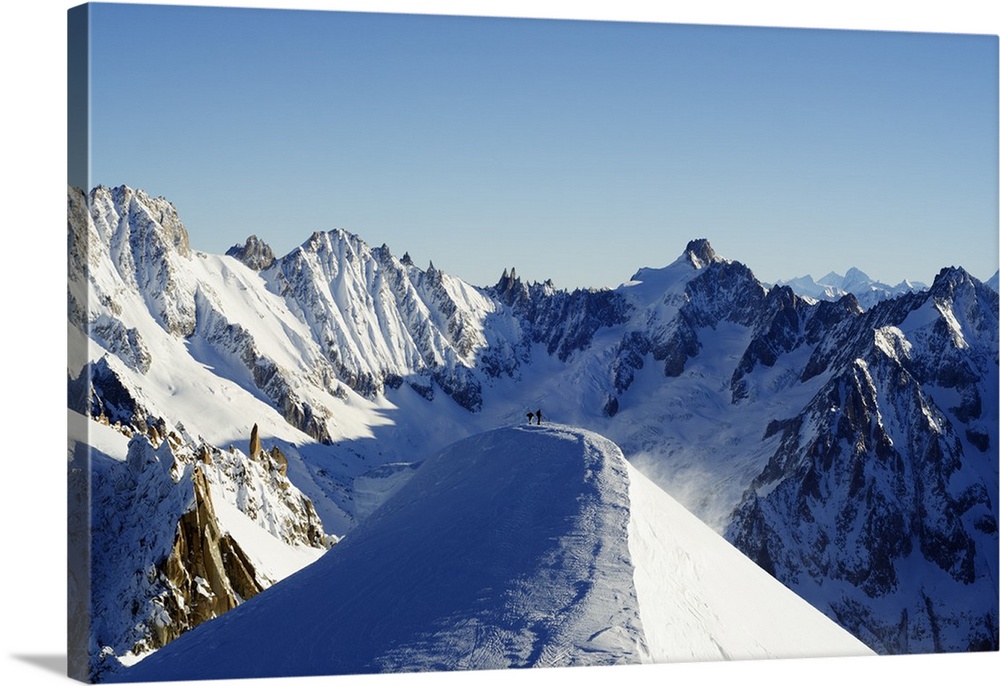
[11,653,67,676]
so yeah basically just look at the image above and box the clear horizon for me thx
[85,2,998,290]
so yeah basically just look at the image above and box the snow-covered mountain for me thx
[68,184,998,680]
[775,268,927,310]
[110,426,871,681]
[727,267,999,653]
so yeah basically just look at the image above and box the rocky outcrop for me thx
[682,237,720,269]
[90,185,197,337]
[490,268,632,363]
[249,423,262,460]
[226,234,276,270]
[155,467,264,648]
[86,430,329,681]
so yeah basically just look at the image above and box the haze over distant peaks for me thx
[775,267,929,310]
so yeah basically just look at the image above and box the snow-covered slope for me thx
[111,426,871,681]
[627,460,870,662]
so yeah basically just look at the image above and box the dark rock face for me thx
[731,289,862,403]
[608,256,766,396]
[88,357,139,427]
[226,235,276,270]
[433,366,483,413]
[683,238,719,268]
[726,268,999,654]
[684,261,767,329]
[85,357,169,445]
[91,318,152,374]
[653,313,700,379]
[491,270,633,363]
[611,331,652,394]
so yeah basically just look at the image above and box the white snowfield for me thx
[114,425,872,681]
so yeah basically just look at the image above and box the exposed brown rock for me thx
[270,445,288,476]
[150,467,264,650]
[197,445,213,465]
[249,423,262,460]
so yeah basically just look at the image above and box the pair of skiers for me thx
[526,409,543,425]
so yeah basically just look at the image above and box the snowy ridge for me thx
[69,184,998,674]
[264,229,505,405]
[112,426,871,681]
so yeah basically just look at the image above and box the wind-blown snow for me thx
[114,425,870,682]
[626,462,871,661]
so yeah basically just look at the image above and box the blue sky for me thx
[85,2,998,289]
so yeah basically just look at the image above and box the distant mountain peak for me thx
[226,235,275,270]
[92,184,192,259]
[928,265,979,300]
[777,266,928,310]
[684,238,720,270]
[841,267,881,292]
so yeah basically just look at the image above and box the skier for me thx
[526,411,535,425]
[536,408,542,425]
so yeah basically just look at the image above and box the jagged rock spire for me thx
[226,235,275,271]
[496,267,519,286]
[684,239,719,270]
[249,423,262,460]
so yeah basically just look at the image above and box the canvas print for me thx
[67,2,999,683]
